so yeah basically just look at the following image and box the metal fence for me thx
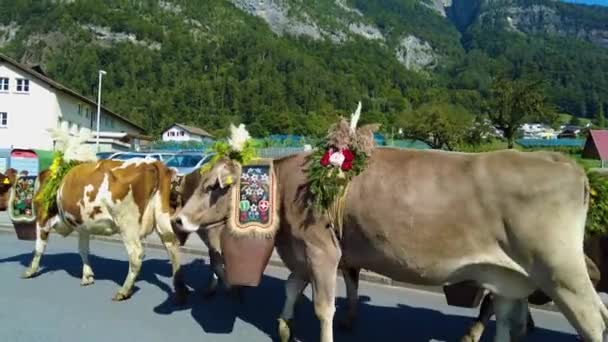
[257,147,308,159]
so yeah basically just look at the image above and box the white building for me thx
[0,53,146,152]
[161,123,213,143]
[520,123,557,139]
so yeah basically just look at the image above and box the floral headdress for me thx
[200,124,257,175]
[308,102,379,211]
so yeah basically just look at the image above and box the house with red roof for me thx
[582,130,608,167]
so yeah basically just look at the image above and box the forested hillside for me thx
[0,0,607,137]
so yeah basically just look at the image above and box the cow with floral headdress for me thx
[173,102,606,342]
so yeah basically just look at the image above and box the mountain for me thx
[0,0,607,137]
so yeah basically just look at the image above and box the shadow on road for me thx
[0,252,577,341]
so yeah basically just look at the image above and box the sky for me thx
[561,0,608,6]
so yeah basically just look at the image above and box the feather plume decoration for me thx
[228,123,251,152]
[47,124,97,163]
[350,101,362,134]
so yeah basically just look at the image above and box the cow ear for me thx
[216,163,236,189]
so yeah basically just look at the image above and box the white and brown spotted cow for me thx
[23,158,188,303]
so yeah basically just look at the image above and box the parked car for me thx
[165,152,213,175]
[96,152,116,160]
[109,152,175,162]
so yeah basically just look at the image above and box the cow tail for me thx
[152,161,174,215]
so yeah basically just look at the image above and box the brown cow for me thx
[0,168,17,211]
[174,145,608,342]
[170,168,364,307]
[23,158,188,303]
[169,169,231,297]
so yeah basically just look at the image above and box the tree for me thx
[594,103,606,128]
[487,77,552,149]
[397,102,474,151]
[568,115,581,126]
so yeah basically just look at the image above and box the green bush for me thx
[586,170,608,237]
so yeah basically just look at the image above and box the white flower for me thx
[256,188,264,196]
[329,151,345,168]
[250,205,258,213]
[241,173,250,180]
[250,182,259,189]
[228,123,251,152]
[261,174,269,182]
[251,174,259,181]
[245,188,253,195]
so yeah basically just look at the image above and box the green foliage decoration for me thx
[307,143,368,211]
[34,152,80,222]
[199,139,257,174]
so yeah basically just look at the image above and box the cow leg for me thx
[204,250,227,297]
[278,272,309,342]
[308,238,341,342]
[462,292,495,342]
[526,309,536,333]
[196,229,230,296]
[78,232,95,286]
[22,223,54,278]
[532,251,608,342]
[493,296,528,342]
[337,267,360,331]
[538,276,608,341]
[113,234,143,301]
[156,219,189,305]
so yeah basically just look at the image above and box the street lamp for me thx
[96,69,107,152]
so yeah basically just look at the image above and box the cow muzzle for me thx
[172,214,199,233]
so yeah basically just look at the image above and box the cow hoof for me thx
[337,317,355,332]
[278,318,292,342]
[173,287,190,306]
[174,293,188,306]
[21,268,38,279]
[460,335,476,342]
[202,287,217,299]
[230,287,245,303]
[112,291,132,301]
[80,277,95,286]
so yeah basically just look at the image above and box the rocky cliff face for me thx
[229,0,440,70]
[448,0,608,48]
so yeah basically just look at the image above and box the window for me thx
[0,112,7,128]
[180,131,185,136]
[0,78,8,91]
[16,78,30,93]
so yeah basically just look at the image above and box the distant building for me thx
[582,130,608,168]
[520,123,557,139]
[0,53,145,152]
[161,123,213,143]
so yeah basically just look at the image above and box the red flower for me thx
[340,148,354,171]
[320,148,334,167]
[341,160,353,171]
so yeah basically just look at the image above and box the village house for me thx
[161,123,214,143]
[0,53,146,152]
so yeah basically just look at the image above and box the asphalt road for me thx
[0,224,580,342]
